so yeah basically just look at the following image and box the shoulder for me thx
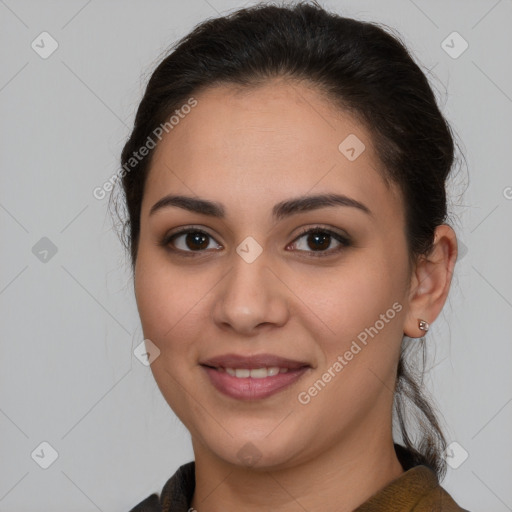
[128,492,161,512]
[384,466,471,512]
[418,483,471,512]
[127,461,195,512]
[354,462,471,511]
[393,444,471,511]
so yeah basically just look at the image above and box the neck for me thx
[190,427,404,512]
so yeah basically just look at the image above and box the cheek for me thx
[135,251,190,344]
[295,271,404,422]
[134,253,205,412]
[298,258,405,388]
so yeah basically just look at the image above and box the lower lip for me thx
[202,366,310,400]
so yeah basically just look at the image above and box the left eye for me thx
[288,227,351,255]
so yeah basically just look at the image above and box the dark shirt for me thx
[129,444,470,511]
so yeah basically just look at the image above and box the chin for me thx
[198,427,311,471]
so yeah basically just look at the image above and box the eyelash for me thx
[159,225,352,258]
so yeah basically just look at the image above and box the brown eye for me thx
[163,229,222,253]
[289,227,351,256]
[183,232,210,250]
[305,232,331,251]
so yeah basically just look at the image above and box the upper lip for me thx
[200,353,310,370]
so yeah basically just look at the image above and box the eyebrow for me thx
[149,193,372,220]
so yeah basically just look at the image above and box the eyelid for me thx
[165,224,219,241]
[291,224,350,242]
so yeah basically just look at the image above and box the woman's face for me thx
[134,79,413,469]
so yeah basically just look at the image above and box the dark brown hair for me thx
[112,0,462,480]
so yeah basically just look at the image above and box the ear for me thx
[403,224,458,338]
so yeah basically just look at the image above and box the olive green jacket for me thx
[129,445,470,511]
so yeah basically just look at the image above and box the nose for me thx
[212,250,290,336]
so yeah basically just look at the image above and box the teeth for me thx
[223,367,288,378]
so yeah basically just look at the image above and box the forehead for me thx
[143,79,402,222]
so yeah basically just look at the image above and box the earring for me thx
[418,319,430,332]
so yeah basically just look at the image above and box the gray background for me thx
[1,0,511,510]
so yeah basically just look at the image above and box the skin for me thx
[134,78,458,512]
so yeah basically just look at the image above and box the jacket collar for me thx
[158,444,454,512]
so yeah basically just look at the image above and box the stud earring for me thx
[418,319,429,332]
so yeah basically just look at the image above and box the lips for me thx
[199,353,311,400]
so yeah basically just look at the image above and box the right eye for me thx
[161,228,223,255]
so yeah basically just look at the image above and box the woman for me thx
[115,1,469,510]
